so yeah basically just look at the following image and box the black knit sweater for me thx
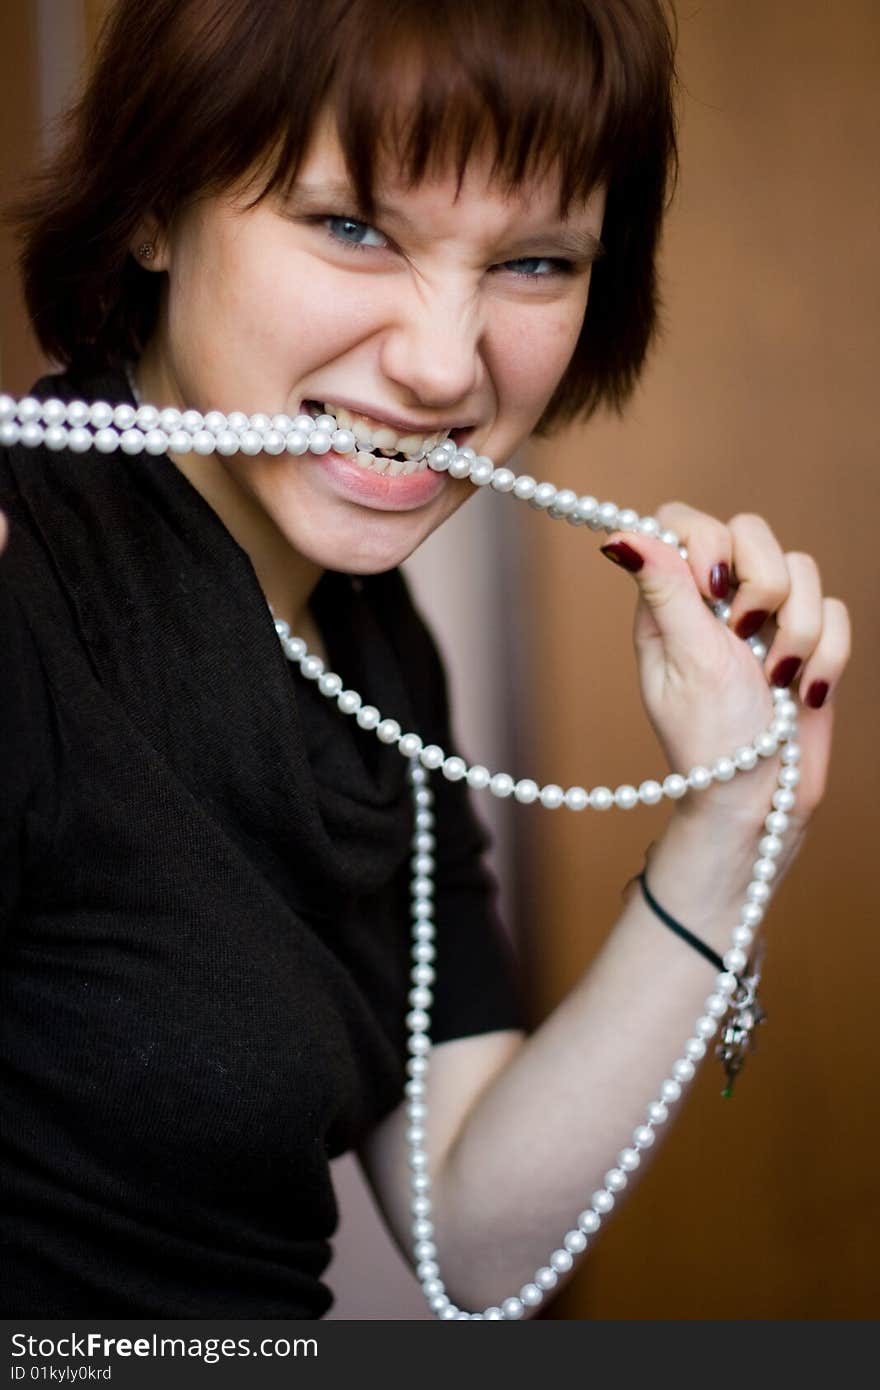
[0,362,525,1317]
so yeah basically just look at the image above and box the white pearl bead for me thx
[759,834,783,858]
[64,399,91,428]
[41,397,68,422]
[118,429,145,454]
[484,1307,504,1319]
[45,424,71,451]
[0,420,21,446]
[419,744,445,770]
[577,1208,601,1233]
[502,1297,524,1319]
[355,704,380,730]
[531,481,558,509]
[490,467,516,492]
[144,429,169,456]
[734,745,759,771]
[672,1058,696,1083]
[687,765,712,790]
[548,487,577,516]
[316,669,341,695]
[180,409,204,433]
[421,1278,444,1298]
[285,430,309,455]
[564,1228,587,1253]
[469,458,494,486]
[214,430,240,456]
[637,515,660,535]
[398,733,423,758]
[648,1101,669,1123]
[591,1189,614,1213]
[442,756,466,780]
[723,946,748,973]
[779,766,800,788]
[430,1295,450,1313]
[466,764,491,789]
[732,925,754,949]
[589,786,613,811]
[695,1014,719,1038]
[311,414,335,431]
[550,1249,574,1273]
[618,1147,641,1172]
[512,474,538,500]
[752,857,776,881]
[564,785,588,811]
[514,778,539,804]
[574,495,598,523]
[168,429,193,453]
[202,410,226,435]
[308,429,332,454]
[20,422,44,449]
[613,784,638,809]
[713,757,736,782]
[331,429,356,453]
[633,1125,655,1148]
[638,780,663,805]
[704,993,729,1017]
[447,454,472,479]
[88,400,114,429]
[742,901,764,926]
[414,787,434,806]
[597,501,619,529]
[291,414,315,433]
[520,1282,544,1307]
[662,773,688,799]
[617,508,639,530]
[489,772,515,798]
[755,731,779,757]
[260,429,286,455]
[684,1037,706,1061]
[747,880,771,902]
[376,718,401,744]
[535,1266,559,1290]
[660,1080,680,1104]
[192,428,217,455]
[300,655,324,680]
[0,393,20,421]
[772,788,796,812]
[539,783,564,808]
[605,1168,627,1192]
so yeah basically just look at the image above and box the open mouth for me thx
[299,400,472,476]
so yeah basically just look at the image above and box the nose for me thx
[378,279,484,414]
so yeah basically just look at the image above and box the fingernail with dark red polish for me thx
[806,680,829,709]
[770,656,802,688]
[600,541,644,573]
[710,563,730,599]
[734,609,769,640]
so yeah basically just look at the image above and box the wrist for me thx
[641,809,768,952]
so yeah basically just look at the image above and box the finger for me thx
[653,500,734,602]
[0,509,7,553]
[762,552,824,692]
[795,596,852,710]
[599,528,715,668]
[724,512,791,640]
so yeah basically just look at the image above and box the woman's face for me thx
[136,110,606,579]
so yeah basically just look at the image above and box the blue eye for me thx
[500,257,573,280]
[324,216,388,251]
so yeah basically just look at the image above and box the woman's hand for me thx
[599,502,852,859]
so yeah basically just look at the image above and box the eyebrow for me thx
[286,180,606,262]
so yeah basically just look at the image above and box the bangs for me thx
[243,0,677,220]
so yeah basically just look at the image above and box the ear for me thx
[129,216,168,271]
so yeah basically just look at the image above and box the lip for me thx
[304,396,472,437]
[309,448,450,511]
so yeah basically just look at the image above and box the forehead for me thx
[291,107,605,237]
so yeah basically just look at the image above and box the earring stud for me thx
[137,242,155,262]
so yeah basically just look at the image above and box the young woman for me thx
[0,0,850,1318]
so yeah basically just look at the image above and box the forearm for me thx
[432,807,792,1313]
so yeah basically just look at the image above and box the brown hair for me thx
[3,0,679,434]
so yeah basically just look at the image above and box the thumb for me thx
[599,532,716,663]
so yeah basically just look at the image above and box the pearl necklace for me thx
[0,388,799,1320]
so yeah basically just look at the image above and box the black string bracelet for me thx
[636,870,725,973]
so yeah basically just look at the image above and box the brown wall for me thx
[518,0,879,1318]
[2,0,876,1319]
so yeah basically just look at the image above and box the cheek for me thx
[495,298,589,416]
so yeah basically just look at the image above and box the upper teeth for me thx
[312,402,452,475]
